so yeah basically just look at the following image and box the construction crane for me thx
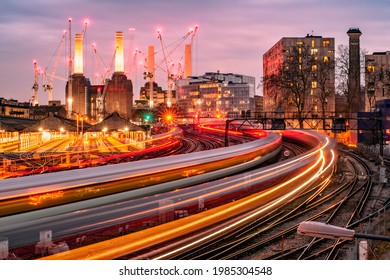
[96,46,117,118]
[190,25,198,47]
[93,43,117,83]
[92,43,105,84]
[82,20,88,69]
[31,60,40,105]
[67,18,73,118]
[157,28,194,107]
[43,30,67,102]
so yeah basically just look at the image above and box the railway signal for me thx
[143,112,153,122]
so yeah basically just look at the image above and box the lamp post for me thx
[297,221,390,241]
[76,114,79,137]
[81,116,85,136]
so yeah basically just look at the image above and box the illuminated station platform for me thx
[0,112,153,178]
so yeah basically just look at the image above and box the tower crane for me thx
[157,28,194,107]
[91,42,117,83]
[190,25,198,47]
[97,47,117,118]
[43,30,67,102]
[67,18,73,118]
[92,43,105,84]
[32,60,40,105]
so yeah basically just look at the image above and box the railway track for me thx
[173,145,389,260]
[0,129,240,179]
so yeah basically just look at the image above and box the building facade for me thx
[65,32,134,121]
[376,99,390,144]
[176,72,255,118]
[0,98,30,118]
[365,51,390,111]
[263,35,335,119]
[254,95,264,116]
[139,82,176,108]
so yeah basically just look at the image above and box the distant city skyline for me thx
[1,0,390,104]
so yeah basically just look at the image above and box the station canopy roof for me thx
[22,115,81,132]
[87,112,144,132]
[0,116,37,132]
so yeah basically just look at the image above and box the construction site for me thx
[30,18,198,122]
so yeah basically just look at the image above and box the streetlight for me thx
[297,221,390,241]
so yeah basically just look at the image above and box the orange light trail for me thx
[40,132,335,260]
[198,123,244,135]
[154,146,333,259]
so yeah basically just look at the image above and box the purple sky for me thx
[1,0,390,104]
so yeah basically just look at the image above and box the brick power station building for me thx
[65,32,133,121]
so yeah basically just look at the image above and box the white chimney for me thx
[147,46,155,82]
[184,44,192,78]
[115,31,124,73]
[74,34,83,74]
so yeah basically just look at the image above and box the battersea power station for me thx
[65,31,133,120]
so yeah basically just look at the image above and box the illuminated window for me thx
[323,56,329,63]
[312,65,317,71]
[312,40,315,48]
[299,48,302,54]
[323,40,330,47]
[312,81,317,88]
[297,41,303,45]
[367,65,375,72]
[311,48,318,55]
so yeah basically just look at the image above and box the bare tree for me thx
[335,45,351,116]
[335,44,368,116]
[263,44,317,128]
[365,57,390,111]
[365,59,381,110]
[316,55,335,128]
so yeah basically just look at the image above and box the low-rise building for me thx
[0,98,30,118]
[176,72,255,118]
[365,51,390,111]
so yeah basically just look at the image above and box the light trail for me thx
[39,130,336,260]
[154,145,333,259]
[0,131,281,219]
